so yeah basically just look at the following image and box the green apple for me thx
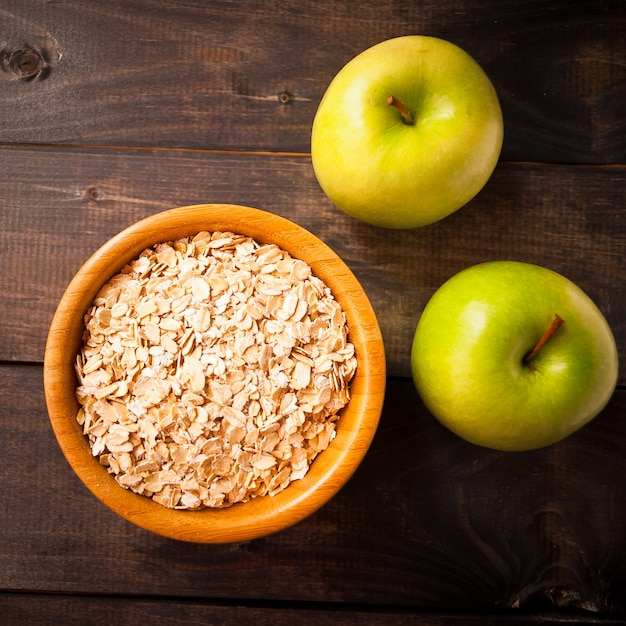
[411,261,618,451]
[311,35,504,229]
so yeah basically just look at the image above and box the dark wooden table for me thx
[1,1,625,624]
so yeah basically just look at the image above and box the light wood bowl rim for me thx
[44,204,386,543]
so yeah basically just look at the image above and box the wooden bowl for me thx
[44,204,386,543]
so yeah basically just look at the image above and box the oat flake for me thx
[75,231,357,509]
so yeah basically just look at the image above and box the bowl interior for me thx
[44,204,386,543]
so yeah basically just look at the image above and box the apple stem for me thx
[523,314,565,365]
[387,95,413,125]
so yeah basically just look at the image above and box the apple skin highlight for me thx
[411,261,618,451]
[311,35,504,229]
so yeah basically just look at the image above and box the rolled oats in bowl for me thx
[74,230,357,510]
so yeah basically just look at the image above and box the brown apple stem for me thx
[523,314,565,364]
[387,95,413,125]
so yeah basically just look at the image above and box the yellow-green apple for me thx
[411,261,618,451]
[311,35,504,229]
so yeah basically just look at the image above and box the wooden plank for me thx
[2,365,626,611]
[1,146,624,381]
[2,593,625,626]
[0,0,624,162]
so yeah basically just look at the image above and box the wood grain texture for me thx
[2,365,626,613]
[0,0,624,162]
[1,146,624,382]
[1,1,625,621]
[2,594,625,626]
